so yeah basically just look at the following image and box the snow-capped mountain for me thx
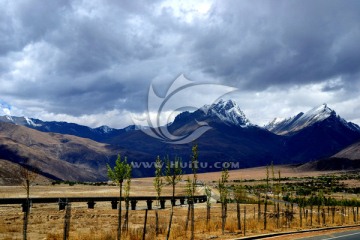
[265,104,360,135]
[2,100,360,182]
[168,99,253,137]
[124,125,150,132]
[200,99,251,127]
[94,125,114,134]
[0,115,122,142]
[0,115,41,127]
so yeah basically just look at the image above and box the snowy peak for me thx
[302,104,335,122]
[265,104,360,135]
[94,125,114,133]
[124,125,149,132]
[265,104,335,135]
[265,112,304,133]
[289,104,336,132]
[0,115,42,127]
[201,99,251,127]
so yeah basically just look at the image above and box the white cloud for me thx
[231,80,360,126]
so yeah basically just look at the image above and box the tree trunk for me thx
[26,180,30,200]
[23,180,30,240]
[221,202,225,234]
[277,203,280,228]
[206,204,211,227]
[118,182,122,240]
[185,203,190,232]
[244,206,246,236]
[122,200,129,231]
[258,194,261,221]
[237,202,241,230]
[264,198,267,230]
[353,207,356,223]
[166,183,175,240]
[23,207,29,240]
[317,205,320,225]
[221,203,224,234]
[310,205,313,226]
[190,201,194,240]
[166,207,174,240]
[300,206,302,228]
[225,200,228,227]
[155,210,159,236]
[142,209,148,240]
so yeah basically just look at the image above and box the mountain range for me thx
[1,99,360,182]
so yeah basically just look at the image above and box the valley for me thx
[1,100,360,183]
[1,166,360,239]
[1,100,360,239]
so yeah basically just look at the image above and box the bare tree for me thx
[264,165,269,230]
[16,163,38,240]
[190,144,198,240]
[165,156,182,240]
[185,176,192,233]
[122,171,131,232]
[153,156,164,236]
[218,167,229,235]
[204,184,212,227]
[234,184,246,231]
[276,170,282,228]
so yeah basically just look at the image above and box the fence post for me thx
[63,202,71,240]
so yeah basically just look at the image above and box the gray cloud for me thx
[0,0,360,127]
[192,0,360,90]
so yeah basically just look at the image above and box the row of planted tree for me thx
[106,145,360,240]
[245,164,360,232]
[15,144,360,240]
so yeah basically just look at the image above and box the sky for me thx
[1,0,360,128]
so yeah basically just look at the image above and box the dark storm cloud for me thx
[0,0,360,126]
[192,0,360,91]
[0,0,166,116]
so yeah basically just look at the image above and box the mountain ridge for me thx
[1,100,360,182]
[264,104,360,136]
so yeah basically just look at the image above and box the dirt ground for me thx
[0,178,188,198]
[0,166,357,239]
[196,165,342,182]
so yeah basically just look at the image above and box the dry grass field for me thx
[0,166,359,239]
[1,198,358,240]
[197,165,342,181]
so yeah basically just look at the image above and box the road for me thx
[295,229,360,240]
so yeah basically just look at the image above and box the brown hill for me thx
[0,159,50,185]
[297,141,360,171]
[0,122,116,182]
[332,140,360,160]
[297,157,360,171]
